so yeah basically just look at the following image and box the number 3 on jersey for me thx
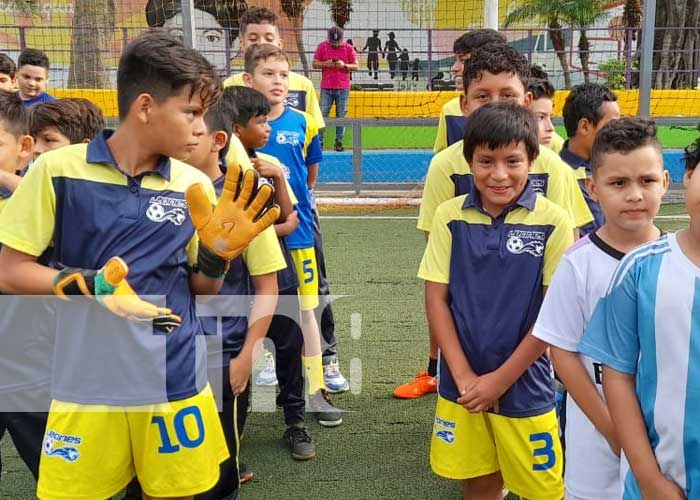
[151,406,205,454]
[530,432,556,471]
[302,259,314,284]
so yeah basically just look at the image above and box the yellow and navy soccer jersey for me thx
[433,96,465,154]
[547,130,565,154]
[224,71,326,129]
[560,142,605,235]
[417,140,593,233]
[0,130,218,406]
[259,107,322,251]
[418,182,574,417]
[200,165,286,365]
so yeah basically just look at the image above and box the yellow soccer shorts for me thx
[431,396,564,500]
[37,385,228,500]
[291,247,320,311]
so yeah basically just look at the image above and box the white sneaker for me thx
[255,351,278,386]
[323,359,349,393]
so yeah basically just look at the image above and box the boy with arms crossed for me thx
[420,102,571,500]
[0,30,278,500]
[534,118,669,500]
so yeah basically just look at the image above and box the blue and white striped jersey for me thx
[580,232,700,499]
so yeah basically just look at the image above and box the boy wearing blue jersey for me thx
[419,102,572,500]
[579,135,700,500]
[0,30,278,500]
[561,83,621,235]
[534,118,669,500]
[243,43,343,426]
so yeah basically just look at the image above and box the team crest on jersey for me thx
[529,174,548,196]
[43,430,81,462]
[146,195,187,226]
[276,130,301,146]
[285,93,300,108]
[506,229,545,257]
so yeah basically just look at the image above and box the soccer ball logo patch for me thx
[505,230,546,257]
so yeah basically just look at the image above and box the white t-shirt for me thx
[533,232,625,500]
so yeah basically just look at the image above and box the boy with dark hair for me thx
[420,102,571,499]
[0,87,45,484]
[227,84,317,460]
[30,98,105,157]
[397,43,592,400]
[561,83,621,235]
[0,52,16,91]
[534,117,669,500]
[243,44,344,426]
[528,78,564,153]
[225,6,324,129]
[16,48,55,107]
[578,131,700,500]
[433,29,506,154]
[0,29,278,500]
[227,7,347,392]
[527,64,565,153]
[0,90,33,202]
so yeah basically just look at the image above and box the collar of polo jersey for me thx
[560,140,591,173]
[87,130,172,181]
[462,178,537,213]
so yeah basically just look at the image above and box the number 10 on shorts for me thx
[151,406,205,454]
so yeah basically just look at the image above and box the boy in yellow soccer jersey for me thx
[433,29,505,154]
[527,65,565,153]
[0,31,278,500]
[396,43,592,400]
[224,6,324,129]
[243,44,343,426]
[561,83,621,235]
[420,102,571,500]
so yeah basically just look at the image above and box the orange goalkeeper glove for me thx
[53,256,182,332]
[186,163,280,279]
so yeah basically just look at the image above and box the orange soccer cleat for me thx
[393,371,438,399]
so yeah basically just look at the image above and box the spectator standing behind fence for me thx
[411,58,420,81]
[361,30,383,80]
[399,48,410,80]
[313,27,358,152]
[384,32,401,79]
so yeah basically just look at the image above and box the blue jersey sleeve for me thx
[579,264,640,375]
[306,135,323,166]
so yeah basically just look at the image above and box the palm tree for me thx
[68,0,115,88]
[563,0,610,83]
[622,0,642,53]
[280,0,311,76]
[321,0,353,28]
[505,0,573,88]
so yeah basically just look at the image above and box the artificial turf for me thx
[322,125,700,151]
[0,206,689,499]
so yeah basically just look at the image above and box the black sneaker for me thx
[283,424,316,460]
[308,389,343,427]
[334,142,344,152]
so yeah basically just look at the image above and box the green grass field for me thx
[0,206,690,499]
[323,125,700,150]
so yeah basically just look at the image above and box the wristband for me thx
[196,244,230,279]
